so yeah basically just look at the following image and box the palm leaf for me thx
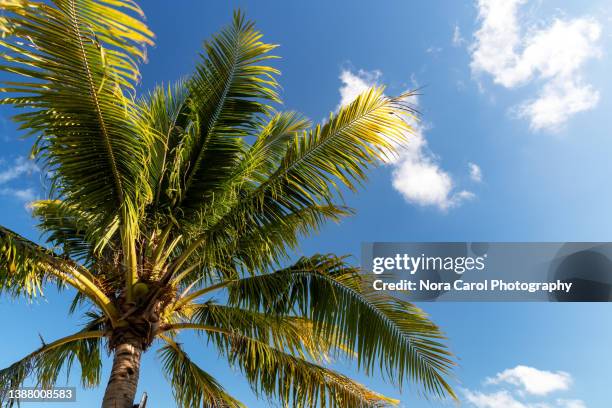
[0,225,118,321]
[171,203,352,289]
[164,324,398,408]
[171,88,414,276]
[31,200,97,263]
[186,111,312,233]
[221,332,398,408]
[0,328,104,407]
[137,80,191,213]
[160,11,280,214]
[0,0,154,221]
[226,254,457,400]
[0,0,155,294]
[172,301,344,363]
[158,336,244,408]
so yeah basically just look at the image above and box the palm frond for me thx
[172,203,352,289]
[171,301,341,363]
[164,324,398,408]
[0,329,104,407]
[31,200,96,263]
[229,204,352,273]
[172,88,414,276]
[226,254,457,400]
[165,111,316,283]
[0,0,155,269]
[222,332,398,408]
[0,225,47,298]
[164,11,280,214]
[224,87,412,221]
[137,81,191,212]
[0,225,118,322]
[158,336,244,408]
[186,111,312,232]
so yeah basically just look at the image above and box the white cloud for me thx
[0,156,38,204]
[517,77,599,131]
[392,155,474,210]
[0,187,36,202]
[452,24,465,47]
[468,162,483,182]
[464,390,530,408]
[486,365,572,396]
[337,69,382,109]
[337,69,473,211]
[464,366,586,408]
[556,400,586,408]
[470,0,602,131]
[0,156,38,184]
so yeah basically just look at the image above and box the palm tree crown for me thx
[0,1,456,407]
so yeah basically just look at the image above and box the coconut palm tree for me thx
[0,1,456,407]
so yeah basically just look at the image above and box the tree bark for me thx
[101,341,142,408]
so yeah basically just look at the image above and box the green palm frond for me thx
[166,111,318,283]
[222,332,398,408]
[187,111,313,232]
[228,204,353,275]
[0,0,155,277]
[171,203,352,289]
[248,111,313,179]
[171,87,414,278]
[232,205,354,271]
[161,11,280,214]
[138,81,191,213]
[31,200,97,263]
[173,302,341,363]
[0,225,47,298]
[158,336,244,408]
[165,324,398,408]
[226,254,457,400]
[0,328,104,407]
[0,225,118,321]
[230,86,413,216]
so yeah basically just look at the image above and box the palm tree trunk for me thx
[101,341,142,408]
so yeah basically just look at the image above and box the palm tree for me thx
[0,1,456,407]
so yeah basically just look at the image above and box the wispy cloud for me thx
[425,46,443,55]
[470,0,602,131]
[0,156,39,204]
[452,24,465,47]
[0,187,36,202]
[556,399,587,408]
[464,389,529,408]
[464,365,586,408]
[338,69,473,211]
[468,162,483,182]
[0,156,38,184]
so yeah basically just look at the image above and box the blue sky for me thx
[1,1,612,407]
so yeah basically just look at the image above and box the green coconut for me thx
[132,281,150,299]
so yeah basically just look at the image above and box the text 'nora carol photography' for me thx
[372,278,572,294]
